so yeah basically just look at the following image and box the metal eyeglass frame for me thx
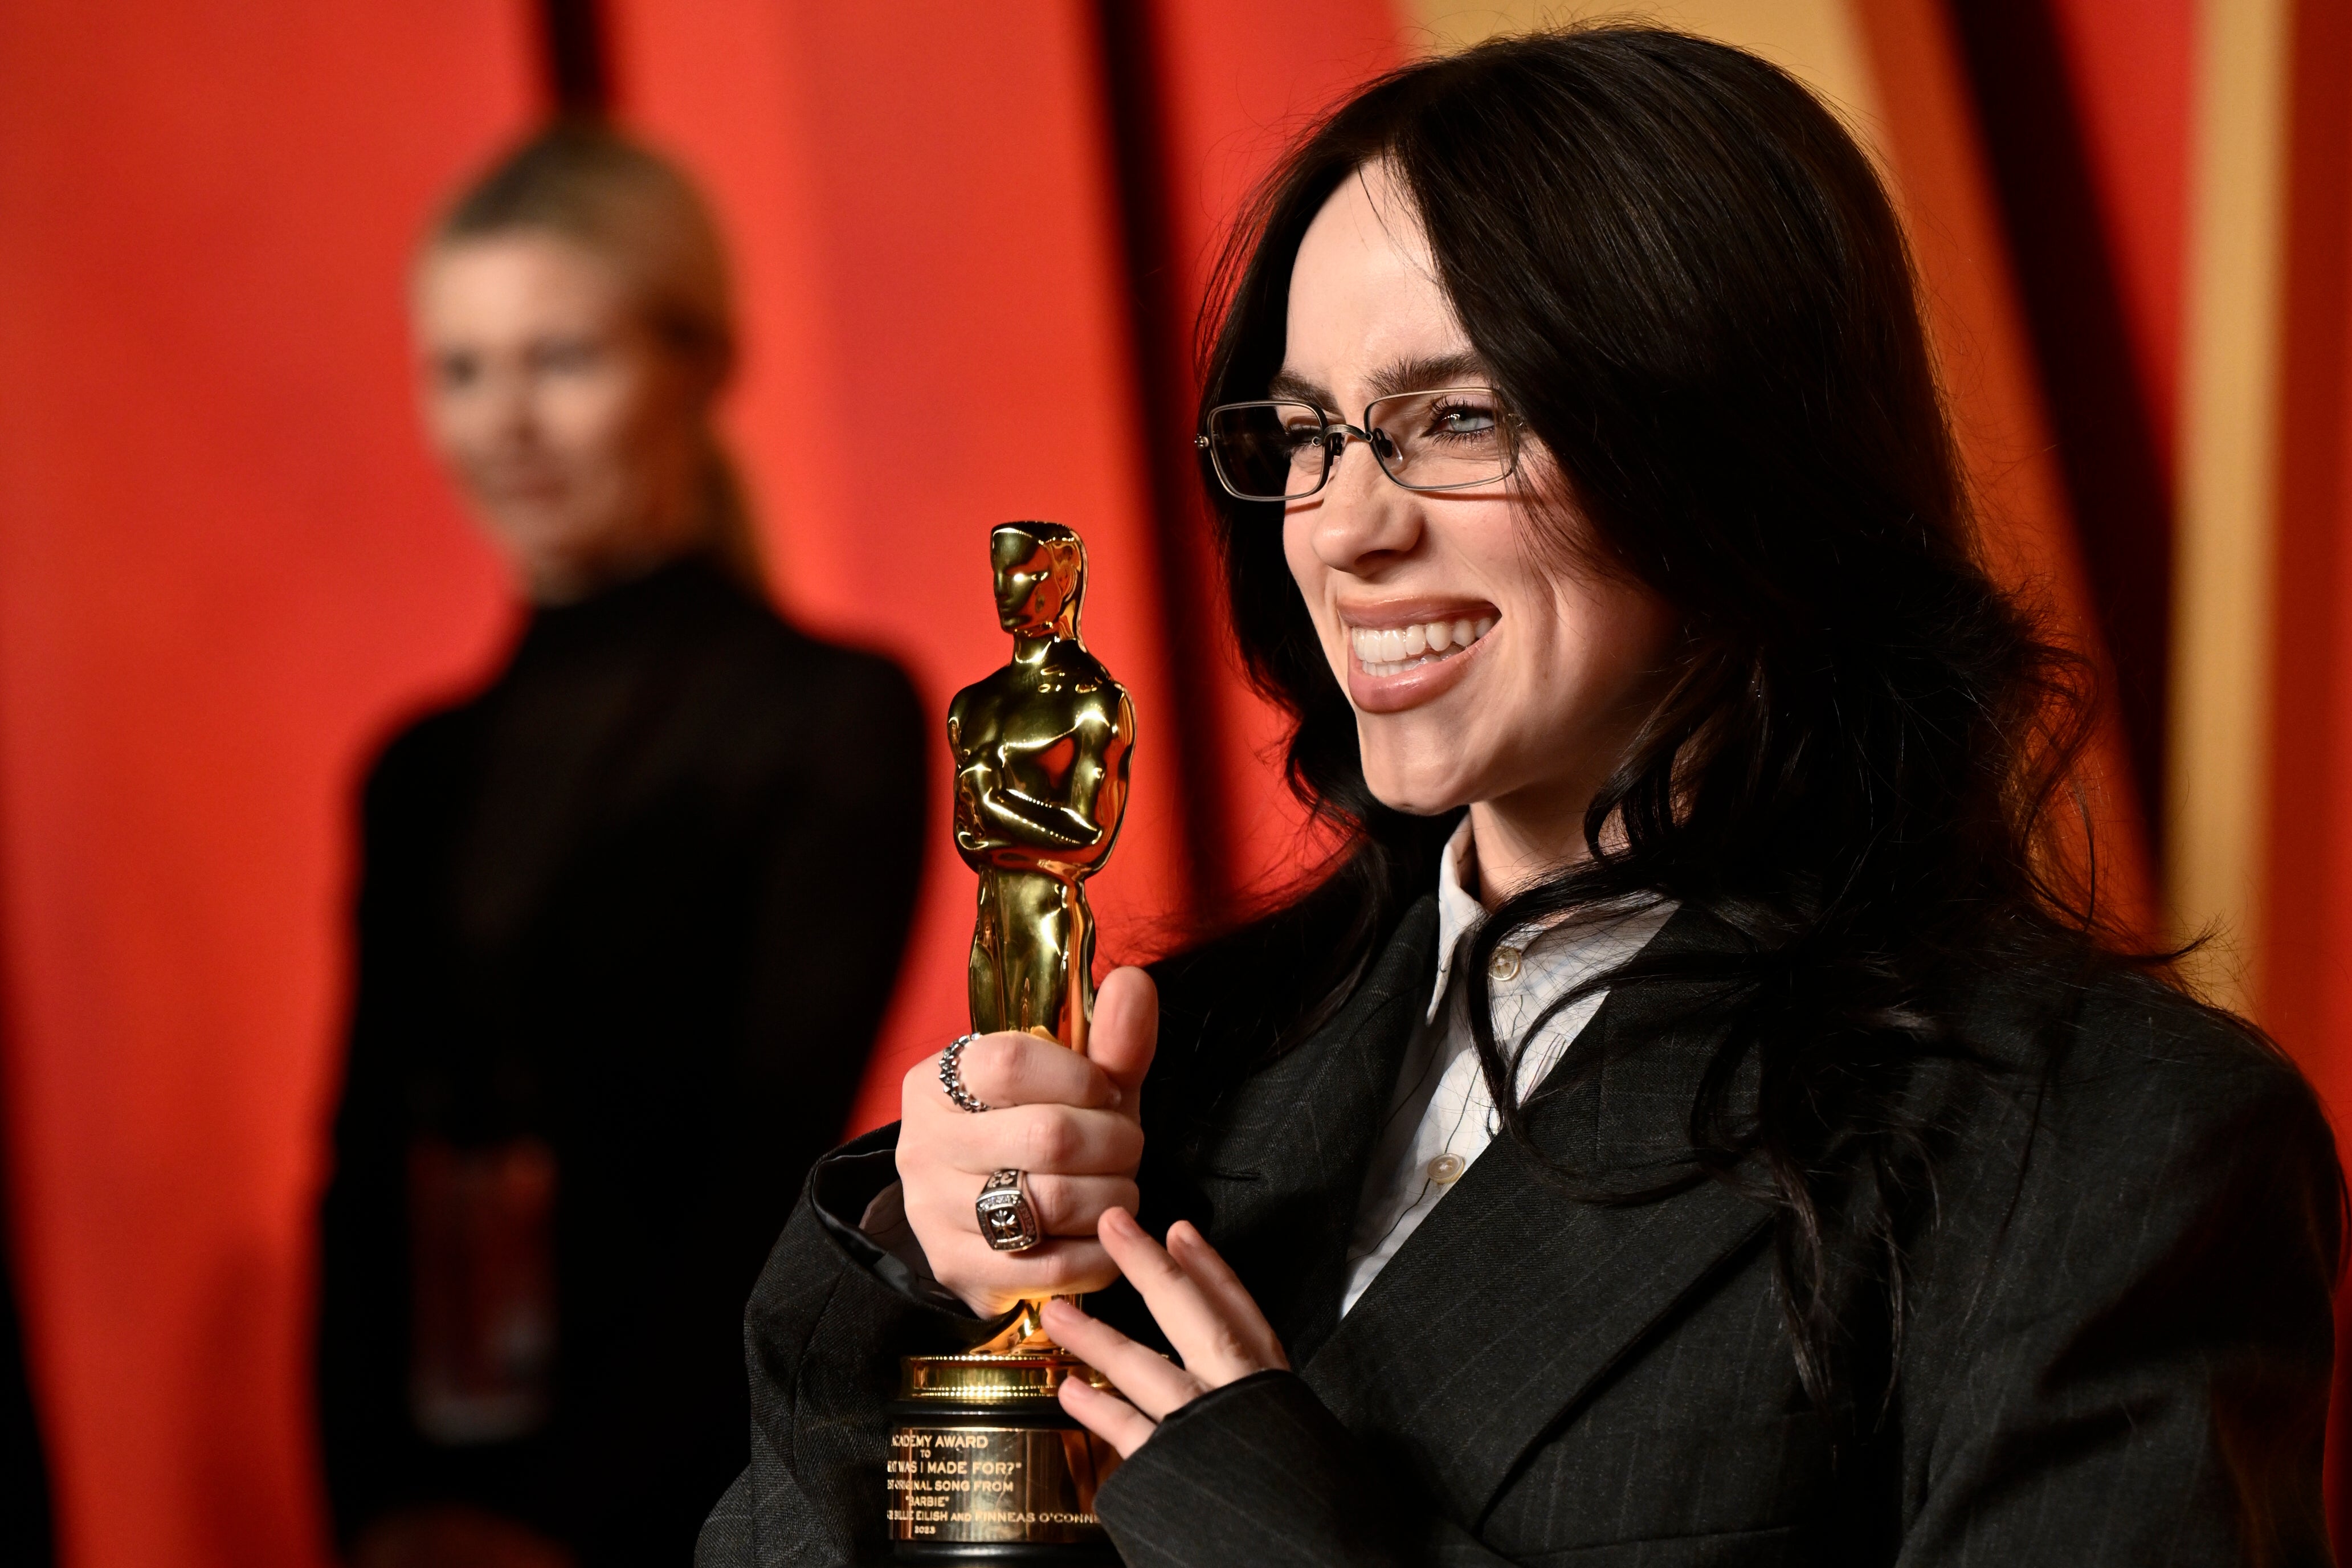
[1195,387,1520,503]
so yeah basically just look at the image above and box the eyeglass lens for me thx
[1204,389,1512,501]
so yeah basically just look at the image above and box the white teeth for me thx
[1349,614,1496,677]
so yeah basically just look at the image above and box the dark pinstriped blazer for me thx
[697,897,2341,1567]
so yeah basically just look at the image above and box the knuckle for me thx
[1020,1113,1080,1170]
[1028,1176,1091,1234]
[967,1036,1014,1083]
[894,1129,950,1180]
[901,1166,954,1208]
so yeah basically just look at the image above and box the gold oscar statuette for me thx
[887,522,1136,1563]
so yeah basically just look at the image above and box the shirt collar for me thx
[1423,815,1677,1024]
[1427,816,1487,1023]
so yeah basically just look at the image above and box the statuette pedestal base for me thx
[888,1349,1122,1563]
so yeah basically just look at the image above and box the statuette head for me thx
[991,521,1085,639]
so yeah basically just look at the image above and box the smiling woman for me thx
[698,27,2342,1568]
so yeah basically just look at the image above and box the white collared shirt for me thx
[1338,819,1676,1317]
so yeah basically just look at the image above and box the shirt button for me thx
[1427,1153,1467,1185]
[1488,946,1522,982]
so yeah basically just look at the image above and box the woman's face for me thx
[1280,164,1677,842]
[415,232,709,602]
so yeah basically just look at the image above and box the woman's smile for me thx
[1343,601,1498,712]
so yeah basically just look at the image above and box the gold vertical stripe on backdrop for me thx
[2168,0,2291,1010]
[1409,1,1881,135]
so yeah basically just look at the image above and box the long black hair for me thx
[1190,26,2132,1414]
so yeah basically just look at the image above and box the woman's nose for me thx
[1304,439,1420,571]
[483,367,541,438]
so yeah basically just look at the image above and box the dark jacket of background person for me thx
[697,896,2343,1568]
[320,553,926,1565]
[0,1084,51,1567]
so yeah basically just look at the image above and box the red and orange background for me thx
[1,1,2348,1562]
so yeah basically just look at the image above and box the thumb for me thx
[1088,966,1158,1116]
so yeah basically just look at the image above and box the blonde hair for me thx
[432,124,766,590]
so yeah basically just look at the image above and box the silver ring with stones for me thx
[976,1168,1044,1252]
[938,1034,988,1114]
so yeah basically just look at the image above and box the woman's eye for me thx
[1431,403,1498,437]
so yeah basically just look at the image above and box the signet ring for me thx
[975,1168,1044,1252]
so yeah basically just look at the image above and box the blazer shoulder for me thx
[1900,957,2343,1551]
[2045,965,2327,1139]
[1931,958,2341,1255]
[356,696,485,826]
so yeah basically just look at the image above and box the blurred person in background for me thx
[317,125,927,1568]
[0,1085,49,1567]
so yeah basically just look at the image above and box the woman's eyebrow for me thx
[1265,353,1492,411]
[1266,369,1330,407]
[1365,352,1491,399]
[1270,352,1486,409]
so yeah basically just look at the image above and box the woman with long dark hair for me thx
[701,28,2340,1567]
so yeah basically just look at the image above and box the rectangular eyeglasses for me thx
[1197,387,1518,503]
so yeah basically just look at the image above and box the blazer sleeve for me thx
[696,1128,1022,1568]
[1891,1022,2342,1567]
[1095,1371,1523,1568]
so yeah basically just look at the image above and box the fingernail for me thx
[1102,1206,1137,1238]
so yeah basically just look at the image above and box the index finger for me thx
[953,1032,1121,1112]
[1095,1207,1268,1386]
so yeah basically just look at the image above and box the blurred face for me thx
[415,232,710,603]
[1280,164,1677,876]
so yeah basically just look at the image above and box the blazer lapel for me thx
[1177,896,1439,1366]
[1300,905,1773,1528]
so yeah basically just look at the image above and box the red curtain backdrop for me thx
[2261,0,2352,1528]
[2043,0,2191,467]
[0,4,532,1563]
[1852,0,2158,932]
[2266,0,2352,1174]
